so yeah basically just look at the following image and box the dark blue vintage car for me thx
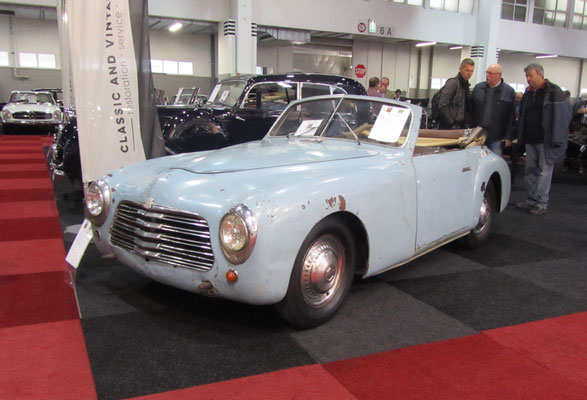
[49,73,366,182]
[162,73,367,154]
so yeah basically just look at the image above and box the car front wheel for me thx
[460,180,496,249]
[276,218,356,329]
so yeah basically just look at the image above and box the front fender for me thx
[471,150,511,219]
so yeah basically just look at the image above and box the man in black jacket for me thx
[437,58,475,129]
[515,63,572,215]
[471,64,516,156]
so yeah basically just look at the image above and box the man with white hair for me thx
[471,63,516,155]
[515,63,572,215]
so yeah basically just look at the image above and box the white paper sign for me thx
[65,219,93,269]
[368,106,410,143]
[219,90,230,103]
[294,119,323,136]
[208,84,221,103]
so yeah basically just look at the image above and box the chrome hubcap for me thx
[473,196,490,235]
[300,234,344,308]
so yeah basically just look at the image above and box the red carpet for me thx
[0,135,97,400]
[323,320,587,400]
[0,238,69,276]
[0,188,56,202]
[0,217,63,241]
[0,320,96,400]
[0,200,60,219]
[129,365,357,400]
[0,271,80,328]
[485,312,587,387]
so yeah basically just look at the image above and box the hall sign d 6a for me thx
[355,64,366,78]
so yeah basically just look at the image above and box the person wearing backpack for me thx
[436,58,475,129]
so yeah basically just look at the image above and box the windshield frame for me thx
[9,91,57,105]
[267,95,416,148]
[206,79,248,108]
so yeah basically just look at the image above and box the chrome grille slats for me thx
[13,111,52,120]
[110,200,214,271]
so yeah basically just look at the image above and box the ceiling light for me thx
[415,41,436,47]
[535,54,557,59]
[169,22,183,32]
[449,45,463,50]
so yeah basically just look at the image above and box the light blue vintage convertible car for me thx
[85,95,511,328]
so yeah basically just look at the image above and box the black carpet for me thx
[52,169,587,400]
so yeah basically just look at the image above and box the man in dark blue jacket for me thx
[471,63,516,155]
[516,63,572,215]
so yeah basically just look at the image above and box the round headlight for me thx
[220,214,248,251]
[85,179,110,226]
[1,109,11,121]
[53,110,62,121]
[219,204,257,265]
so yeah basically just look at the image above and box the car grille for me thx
[110,201,215,271]
[12,111,53,120]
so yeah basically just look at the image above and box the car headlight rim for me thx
[85,179,111,226]
[219,204,257,265]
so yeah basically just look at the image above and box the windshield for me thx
[207,80,247,107]
[9,92,56,105]
[175,88,197,105]
[268,97,412,146]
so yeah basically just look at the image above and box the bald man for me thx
[471,63,516,156]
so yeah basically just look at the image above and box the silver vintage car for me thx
[85,95,511,328]
[1,90,62,134]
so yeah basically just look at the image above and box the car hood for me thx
[4,103,59,113]
[171,137,380,174]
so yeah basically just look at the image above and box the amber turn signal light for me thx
[226,269,238,282]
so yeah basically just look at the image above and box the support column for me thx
[470,0,501,85]
[217,0,257,79]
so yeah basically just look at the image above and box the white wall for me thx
[498,19,586,59]
[381,42,411,94]
[431,46,462,82]
[0,16,60,68]
[500,53,583,98]
[257,43,294,73]
[148,0,230,22]
[149,30,212,77]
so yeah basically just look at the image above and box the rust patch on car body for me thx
[338,195,346,211]
[325,195,346,211]
[198,280,219,297]
[326,197,337,208]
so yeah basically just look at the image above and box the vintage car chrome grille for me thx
[12,111,53,120]
[110,201,215,271]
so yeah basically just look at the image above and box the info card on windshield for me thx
[368,106,409,143]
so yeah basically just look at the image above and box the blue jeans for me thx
[524,143,554,209]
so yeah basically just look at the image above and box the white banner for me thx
[66,0,146,183]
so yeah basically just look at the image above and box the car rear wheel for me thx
[460,180,495,249]
[276,218,356,329]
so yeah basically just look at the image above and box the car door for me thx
[229,82,298,145]
[412,149,475,250]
